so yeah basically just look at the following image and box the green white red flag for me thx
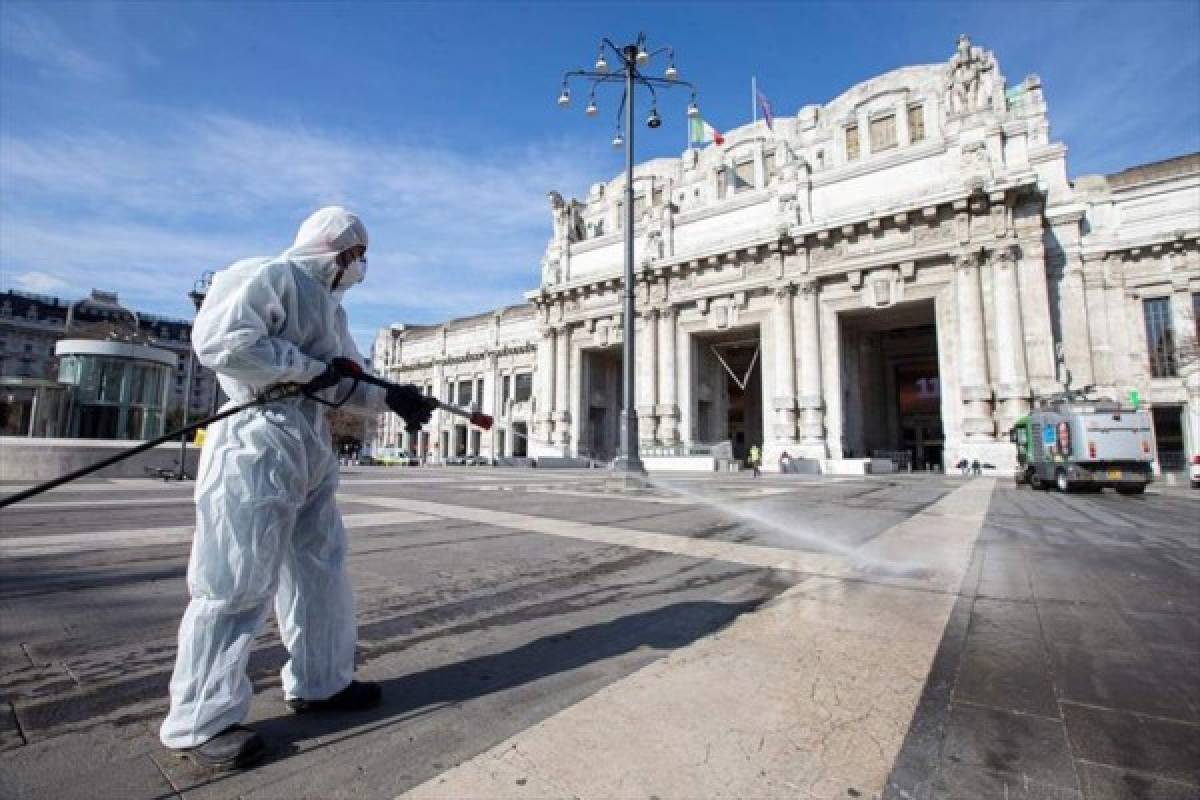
[689,116,724,146]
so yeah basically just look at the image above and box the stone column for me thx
[895,100,911,146]
[992,245,1030,429]
[771,284,798,443]
[637,309,659,445]
[535,327,556,444]
[857,109,872,158]
[1083,263,1113,387]
[956,250,995,440]
[554,325,571,446]
[795,280,825,453]
[656,307,680,444]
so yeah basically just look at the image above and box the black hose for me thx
[0,383,304,510]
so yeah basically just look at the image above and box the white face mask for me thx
[341,257,367,287]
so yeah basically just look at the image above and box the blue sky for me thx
[2,1,1198,352]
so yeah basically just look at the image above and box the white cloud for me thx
[0,5,120,83]
[11,270,69,294]
[0,108,607,345]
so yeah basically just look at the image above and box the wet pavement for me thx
[886,484,1200,799]
[0,468,1196,799]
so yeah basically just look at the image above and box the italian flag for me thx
[689,116,724,146]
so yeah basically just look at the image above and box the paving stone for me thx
[1077,761,1200,800]
[1124,611,1200,654]
[1062,703,1200,786]
[970,597,1044,641]
[976,545,1036,602]
[953,624,1058,717]
[1047,643,1198,721]
[941,703,1077,789]
[931,762,1082,799]
[1038,602,1144,653]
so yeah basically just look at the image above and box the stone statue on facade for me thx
[643,205,666,264]
[548,191,568,241]
[946,34,1001,115]
[547,191,586,245]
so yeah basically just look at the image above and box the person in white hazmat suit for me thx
[160,206,436,770]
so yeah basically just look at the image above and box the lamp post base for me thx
[604,461,649,492]
[609,455,647,475]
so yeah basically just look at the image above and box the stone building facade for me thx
[375,36,1200,472]
[0,289,220,426]
[371,305,539,462]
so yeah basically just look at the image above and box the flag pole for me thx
[752,75,758,125]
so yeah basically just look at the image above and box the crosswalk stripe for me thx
[0,511,435,557]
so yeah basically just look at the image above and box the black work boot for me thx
[173,725,266,771]
[287,680,382,713]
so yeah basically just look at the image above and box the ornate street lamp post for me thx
[175,271,214,480]
[558,33,700,478]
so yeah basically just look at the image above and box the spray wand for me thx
[337,360,494,433]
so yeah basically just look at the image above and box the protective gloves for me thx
[386,384,436,430]
[303,357,360,394]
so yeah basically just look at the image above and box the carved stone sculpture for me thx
[945,34,1000,115]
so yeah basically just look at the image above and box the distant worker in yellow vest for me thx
[748,444,761,478]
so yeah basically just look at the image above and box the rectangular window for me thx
[732,160,754,192]
[514,372,532,402]
[475,378,484,405]
[869,113,897,152]
[457,379,473,407]
[762,151,776,183]
[502,374,512,404]
[907,104,925,143]
[845,124,860,161]
[1143,297,1177,378]
[651,187,663,207]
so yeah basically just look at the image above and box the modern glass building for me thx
[0,377,69,437]
[55,339,177,440]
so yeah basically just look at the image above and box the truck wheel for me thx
[1055,469,1072,493]
[1030,470,1046,490]
[1116,484,1146,495]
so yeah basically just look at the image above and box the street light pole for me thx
[176,346,195,480]
[176,272,213,481]
[558,34,699,479]
[615,44,641,473]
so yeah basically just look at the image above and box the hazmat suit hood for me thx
[284,206,369,292]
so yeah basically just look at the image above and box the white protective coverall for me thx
[161,207,387,748]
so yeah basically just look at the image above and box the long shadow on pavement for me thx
[253,597,760,750]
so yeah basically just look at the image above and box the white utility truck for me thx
[1010,399,1155,494]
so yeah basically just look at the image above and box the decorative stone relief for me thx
[961,141,994,185]
[845,226,915,257]
[989,193,1011,238]
[861,268,904,309]
[810,242,845,268]
[945,34,1002,116]
[914,220,955,246]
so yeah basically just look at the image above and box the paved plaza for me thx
[0,468,1197,799]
